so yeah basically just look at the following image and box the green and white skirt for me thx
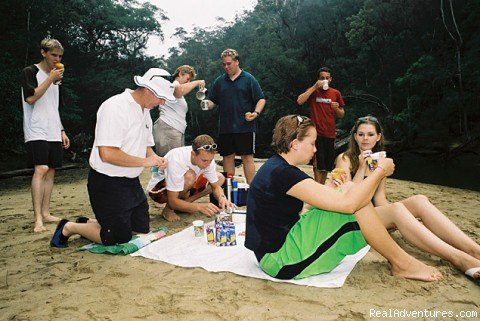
[259,207,367,280]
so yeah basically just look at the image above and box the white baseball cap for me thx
[134,68,176,102]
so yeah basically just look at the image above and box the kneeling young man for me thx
[149,135,233,222]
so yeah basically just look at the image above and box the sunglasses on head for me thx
[195,144,218,151]
[358,115,378,123]
[294,115,308,126]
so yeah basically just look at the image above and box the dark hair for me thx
[341,116,385,174]
[272,115,315,154]
[317,67,331,78]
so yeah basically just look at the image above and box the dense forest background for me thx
[1,0,479,186]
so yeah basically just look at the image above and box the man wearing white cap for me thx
[50,68,176,248]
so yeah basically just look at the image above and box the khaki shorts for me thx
[153,118,184,157]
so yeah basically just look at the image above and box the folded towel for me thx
[80,227,168,255]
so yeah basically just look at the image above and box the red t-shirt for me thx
[308,87,345,138]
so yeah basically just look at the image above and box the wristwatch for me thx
[253,111,260,117]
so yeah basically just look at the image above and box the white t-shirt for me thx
[163,146,218,192]
[21,64,62,142]
[89,89,154,178]
[158,80,188,134]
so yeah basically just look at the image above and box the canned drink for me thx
[206,226,215,244]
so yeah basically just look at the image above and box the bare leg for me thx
[32,165,49,232]
[355,203,442,282]
[162,170,198,222]
[41,168,60,223]
[222,154,236,177]
[62,221,102,243]
[241,154,256,184]
[400,195,480,260]
[376,203,480,275]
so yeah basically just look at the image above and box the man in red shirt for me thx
[297,67,345,184]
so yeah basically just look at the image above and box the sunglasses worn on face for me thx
[196,144,217,151]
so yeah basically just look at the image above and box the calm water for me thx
[389,152,480,192]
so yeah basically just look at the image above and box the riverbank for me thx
[1,161,479,320]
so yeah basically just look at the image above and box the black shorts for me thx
[315,137,335,171]
[218,132,255,156]
[26,140,63,168]
[87,169,150,246]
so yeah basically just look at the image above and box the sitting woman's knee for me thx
[390,202,410,219]
[410,194,429,204]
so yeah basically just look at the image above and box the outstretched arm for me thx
[174,80,206,98]
[288,158,394,214]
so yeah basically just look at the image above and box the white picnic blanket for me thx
[132,215,370,288]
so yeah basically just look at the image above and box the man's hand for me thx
[244,112,258,122]
[61,131,70,149]
[198,203,220,217]
[50,67,63,83]
[144,154,167,169]
[218,196,234,212]
[314,80,323,89]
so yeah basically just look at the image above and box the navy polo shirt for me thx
[208,70,264,134]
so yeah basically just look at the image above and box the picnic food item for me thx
[331,168,346,180]
[367,151,386,171]
[53,62,64,85]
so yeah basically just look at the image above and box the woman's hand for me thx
[376,157,395,177]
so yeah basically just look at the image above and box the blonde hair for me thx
[173,65,196,79]
[221,48,239,61]
[272,115,315,154]
[40,38,64,52]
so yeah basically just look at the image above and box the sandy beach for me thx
[1,160,479,321]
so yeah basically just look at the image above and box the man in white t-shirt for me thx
[148,135,233,222]
[21,38,70,233]
[50,68,176,248]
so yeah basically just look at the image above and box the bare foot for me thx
[391,258,443,282]
[161,207,181,222]
[33,225,47,233]
[43,215,61,223]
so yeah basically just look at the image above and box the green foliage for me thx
[1,0,479,164]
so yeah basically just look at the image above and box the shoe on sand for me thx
[50,219,69,248]
[465,267,480,286]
